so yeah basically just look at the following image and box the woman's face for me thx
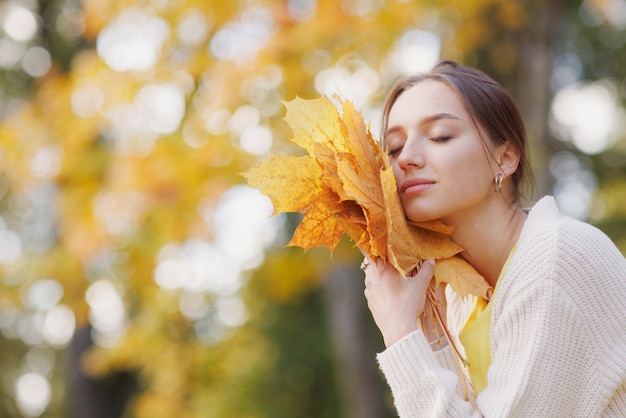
[385,79,500,224]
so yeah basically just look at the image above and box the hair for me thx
[380,60,534,204]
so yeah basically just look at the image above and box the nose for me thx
[397,137,425,170]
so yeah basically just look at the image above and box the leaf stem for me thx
[425,287,469,400]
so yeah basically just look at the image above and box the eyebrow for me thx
[384,112,461,138]
[421,112,461,125]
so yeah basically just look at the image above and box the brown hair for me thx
[381,60,534,204]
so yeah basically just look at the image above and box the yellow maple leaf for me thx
[243,153,322,214]
[408,219,455,235]
[289,200,345,251]
[283,96,348,155]
[434,256,492,299]
[314,142,349,201]
[243,95,491,299]
[336,100,388,258]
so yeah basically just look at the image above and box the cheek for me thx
[438,148,491,188]
[391,163,402,190]
[452,156,493,191]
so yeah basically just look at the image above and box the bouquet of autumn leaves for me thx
[243,96,490,357]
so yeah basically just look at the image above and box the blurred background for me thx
[0,0,624,417]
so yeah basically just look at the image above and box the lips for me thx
[400,178,435,194]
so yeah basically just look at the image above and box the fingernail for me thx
[427,259,435,266]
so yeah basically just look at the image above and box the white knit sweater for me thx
[377,196,626,417]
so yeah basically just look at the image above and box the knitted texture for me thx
[377,196,626,417]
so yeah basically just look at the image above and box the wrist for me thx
[384,324,417,348]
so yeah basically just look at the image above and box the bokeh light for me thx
[86,280,128,348]
[314,59,380,108]
[15,372,51,417]
[97,7,169,72]
[176,7,212,46]
[551,79,626,154]
[384,29,441,76]
[153,185,283,342]
[2,2,39,42]
[42,305,75,347]
[209,5,274,65]
[21,46,51,77]
[550,151,597,219]
[71,83,105,118]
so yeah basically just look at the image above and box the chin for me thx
[407,215,440,224]
[404,209,441,224]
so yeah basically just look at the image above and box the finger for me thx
[410,259,435,284]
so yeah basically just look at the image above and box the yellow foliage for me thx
[0,0,558,416]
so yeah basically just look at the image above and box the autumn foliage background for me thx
[0,1,625,417]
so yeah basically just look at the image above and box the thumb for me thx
[410,259,435,286]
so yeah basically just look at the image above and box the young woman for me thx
[362,60,626,417]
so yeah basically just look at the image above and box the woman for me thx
[362,60,626,417]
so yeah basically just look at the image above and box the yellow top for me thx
[458,246,517,395]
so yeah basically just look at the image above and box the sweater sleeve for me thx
[377,330,480,417]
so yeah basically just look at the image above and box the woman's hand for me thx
[362,256,436,348]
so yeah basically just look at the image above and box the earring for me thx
[494,173,504,193]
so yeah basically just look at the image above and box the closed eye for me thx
[388,146,402,156]
[429,136,452,143]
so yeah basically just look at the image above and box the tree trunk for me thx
[323,264,390,418]
[515,0,564,200]
[68,326,137,418]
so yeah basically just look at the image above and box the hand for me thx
[362,256,435,348]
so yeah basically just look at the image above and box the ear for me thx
[494,141,520,177]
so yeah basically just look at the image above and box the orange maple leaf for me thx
[243,96,490,299]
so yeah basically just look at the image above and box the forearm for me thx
[377,330,477,417]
